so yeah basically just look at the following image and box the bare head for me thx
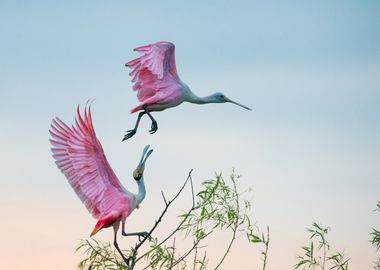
[210,92,252,110]
[133,145,153,181]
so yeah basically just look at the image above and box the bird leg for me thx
[122,105,158,141]
[113,229,130,266]
[122,111,146,141]
[143,104,158,134]
[121,221,151,241]
[122,231,151,241]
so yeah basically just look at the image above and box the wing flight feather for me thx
[50,105,126,218]
[126,41,181,103]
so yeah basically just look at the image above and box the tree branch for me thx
[214,175,240,270]
[262,226,270,270]
[134,170,196,264]
[86,240,119,265]
[128,169,194,268]
[169,232,212,270]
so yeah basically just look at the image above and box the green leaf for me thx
[247,232,262,243]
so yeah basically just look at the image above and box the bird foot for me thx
[122,129,137,141]
[149,121,158,134]
[138,231,152,241]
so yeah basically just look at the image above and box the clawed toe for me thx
[138,232,151,241]
[123,130,136,141]
[149,122,158,134]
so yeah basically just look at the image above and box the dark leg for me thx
[142,104,158,134]
[122,111,146,141]
[121,221,151,241]
[113,227,130,266]
[122,231,151,241]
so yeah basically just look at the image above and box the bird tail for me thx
[90,223,103,237]
[90,213,118,237]
[131,105,143,113]
[90,219,107,237]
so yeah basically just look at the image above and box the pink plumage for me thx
[50,105,153,263]
[123,41,251,141]
[50,105,140,236]
[126,41,185,113]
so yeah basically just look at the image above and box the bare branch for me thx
[161,191,168,206]
[262,226,270,270]
[135,170,196,264]
[128,169,194,268]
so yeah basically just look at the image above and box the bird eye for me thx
[133,170,143,181]
[220,95,224,98]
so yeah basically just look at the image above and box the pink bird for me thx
[49,105,153,262]
[123,41,251,141]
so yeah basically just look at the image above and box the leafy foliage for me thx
[145,238,176,269]
[179,171,257,268]
[372,229,380,251]
[76,239,129,270]
[374,258,380,270]
[295,222,349,270]
[371,201,380,250]
[76,170,263,270]
[327,252,350,270]
[372,201,380,270]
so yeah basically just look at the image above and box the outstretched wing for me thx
[126,41,182,103]
[50,105,127,218]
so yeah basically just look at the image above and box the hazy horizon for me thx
[1,1,379,269]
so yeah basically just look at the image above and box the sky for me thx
[1,0,380,269]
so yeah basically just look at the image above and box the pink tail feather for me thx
[90,213,119,236]
[131,105,143,113]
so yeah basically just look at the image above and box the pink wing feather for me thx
[126,41,183,111]
[50,105,128,219]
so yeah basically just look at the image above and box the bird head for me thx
[211,92,252,110]
[133,145,153,181]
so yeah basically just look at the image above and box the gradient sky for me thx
[1,1,379,269]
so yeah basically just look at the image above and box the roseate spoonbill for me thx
[123,41,251,141]
[50,105,153,262]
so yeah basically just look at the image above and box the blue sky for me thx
[1,1,379,269]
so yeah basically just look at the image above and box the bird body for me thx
[50,105,153,261]
[123,41,251,140]
[130,80,189,113]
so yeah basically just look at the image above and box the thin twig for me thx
[135,170,196,264]
[161,191,168,206]
[142,232,212,270]
[262,226,270,270]
[168,232,212,269]
[190,172,195,207]
[86,240,118,265]
[168,238,176,270]
[193,240,198,270]
[128,169,194,268]
[214,175,240,270]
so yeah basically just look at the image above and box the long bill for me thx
[137,145,153,168]
[225,97,252,110]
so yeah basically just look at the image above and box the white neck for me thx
[186,91,215,105]
[135,177,146,206]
